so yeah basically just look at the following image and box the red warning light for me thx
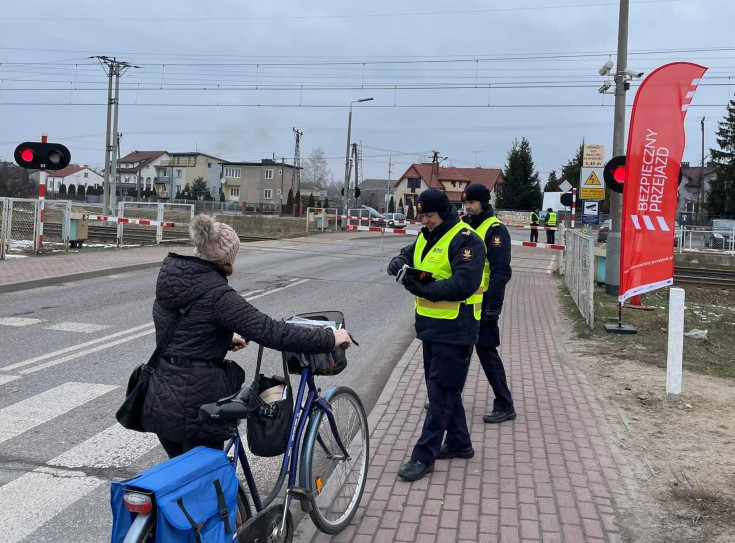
[612,166,626,183]
[20,149,34,162]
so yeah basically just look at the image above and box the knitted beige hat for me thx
[190,214,240,267]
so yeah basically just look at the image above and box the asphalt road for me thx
[0,233,417,543]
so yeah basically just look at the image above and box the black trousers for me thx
[530,227,538,242]
[412,341,473,465]
[158,436,225,459]
[546,229,555,244]
[476,344,514,413]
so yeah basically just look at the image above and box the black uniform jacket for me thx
[464,208,512,347]
[142,253,334,442]
[395,208,486,346]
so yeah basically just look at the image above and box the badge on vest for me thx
[461,248,473,261]
[492,235,502,247]
[461,229,471,236]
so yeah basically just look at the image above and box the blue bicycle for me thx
[120,311,369,542]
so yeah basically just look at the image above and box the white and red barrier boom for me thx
[87,215,175,227]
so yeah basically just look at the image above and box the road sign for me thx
[559,180,573,193]
[583,144,605,167]
[579,167,605,200]
[582,201,600,224]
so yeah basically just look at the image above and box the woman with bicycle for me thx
[141,214,351,458]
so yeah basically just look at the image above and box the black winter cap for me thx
[462,183,491,203]
[416,188,450,214]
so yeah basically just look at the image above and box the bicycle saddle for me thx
[199,387,251,422]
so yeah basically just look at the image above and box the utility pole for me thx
[95,56,138,215]
[429,150,440,189]
[352,143,359,205]
[116,132,122,205]
[292,127,302,195]
[280,156,285,215]
[604,0,629,296]
[699,117,705,224]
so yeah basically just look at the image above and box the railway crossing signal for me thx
[14,141,71,171]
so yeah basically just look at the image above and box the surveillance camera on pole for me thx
[598,60,614,76]
[623,67,644,78]
[598,82,612,94]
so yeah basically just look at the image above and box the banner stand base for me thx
[604,323,638,334]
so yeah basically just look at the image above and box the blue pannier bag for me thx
[110,446,239,543]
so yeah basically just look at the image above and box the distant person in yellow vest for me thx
[529,208,540,243]
[387,188,486,482]
[546,208,557,244]
[462,184,515,424]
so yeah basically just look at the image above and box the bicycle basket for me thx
[282,311,348,376]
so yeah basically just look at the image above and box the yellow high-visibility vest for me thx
[547,212,557,226]
[413,222,483,320]
[474,215,505,293]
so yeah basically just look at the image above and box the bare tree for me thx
[302,148,333,189]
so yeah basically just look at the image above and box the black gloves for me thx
[403,276,428,297]
[482,306,501,323]
[387,255,408,276]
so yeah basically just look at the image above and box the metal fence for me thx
[0,198,39,257]
[559,227,595,329]
[305,207,340,235]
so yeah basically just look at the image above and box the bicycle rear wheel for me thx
[299,386,369,534]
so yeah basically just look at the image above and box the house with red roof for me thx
[45,165,103,196]
[394,163,504,209]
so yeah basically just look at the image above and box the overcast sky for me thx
[1,0,734,184]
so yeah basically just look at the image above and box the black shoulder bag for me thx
[115,299,198,432]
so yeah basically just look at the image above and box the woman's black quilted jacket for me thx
[141,253,334,443]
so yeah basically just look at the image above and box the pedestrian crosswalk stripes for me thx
[0,467,104,543]
[0,374,20,386]
[0,382,117,444]
[49,423,160,470]
[0,317,43,326]
[45,321,111,333]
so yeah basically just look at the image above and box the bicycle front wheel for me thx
[299,386,369,534]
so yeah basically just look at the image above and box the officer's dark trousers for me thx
[412,341,472,465]
[530,227,538,243]
[546,229,555,244]
[476,345,514,412]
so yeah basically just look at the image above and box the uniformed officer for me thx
[462,184,516,424]
[546,207,557,244]
[529,208,540,243]
[387,188,486,482]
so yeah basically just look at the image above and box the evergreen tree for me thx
[182,183,192,199]
[287,188,294,205]
[191,177,208,200]
[295,190,301,207]
[560,142,584,188]
[175,188,182,199]
[307,193,316,208]
[388,195,395,213]
[323,196,329,208]
[58,183,67,196]
[406,200,415,220]
[68,184,76,196]
[77,185,86,198]
[495,138,543,210]
[544,171,561,192]
[219,189,225,202]
[0,165,36,198]
[708,96,735,217]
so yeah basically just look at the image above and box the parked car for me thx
[383,212,407,228]
[705,219,735,249]
[353,205,387,227]
[597,219,611,242]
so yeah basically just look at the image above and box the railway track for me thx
[673,266,735,289]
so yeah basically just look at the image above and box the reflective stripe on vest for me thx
[547,212,557,226]
[413,221,482,321]
[530,212,539,225]
[474,216,504,293]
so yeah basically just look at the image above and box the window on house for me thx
[686,202,700,213]
[84,172,89,178]
[264,169,274,180]
[407,178,421,191]
[161,186,167,194]
[264,188,273,199]
[451,180,456,187]
[176,169,182,178]
[224,167,241,178]
[230,187,240,197]
[208,163,212,168]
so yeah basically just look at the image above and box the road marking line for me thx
[20,329,155,375]
[50,423,160,469]
[0,375,21,386]
[0,317,43,327]
[0,467,103,543]
[45,322,110,333]
[248,278,310,300]
[1,322,153,372]
[0,382,117,444]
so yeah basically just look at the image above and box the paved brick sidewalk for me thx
[0,245,187,292]
[295,270,626,543]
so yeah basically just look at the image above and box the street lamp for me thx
[343,97,373,217]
